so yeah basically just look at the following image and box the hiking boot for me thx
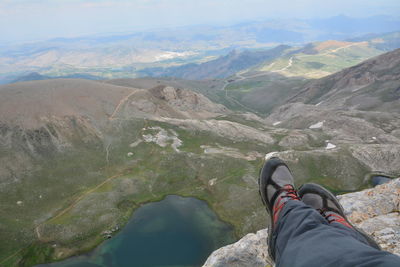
[298,183,381,250]
[259,157,300,260]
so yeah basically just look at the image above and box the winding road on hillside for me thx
[221,72,268,114]
[219,43,361,112]
[273,56,293,72]
[271,42,362,74]
[219,43,360,111]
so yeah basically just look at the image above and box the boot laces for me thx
[272,185,299,225]
[279,184,300,200]
[318,208,335,223]
[318,208,352,228]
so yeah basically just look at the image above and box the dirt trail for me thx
[329,43,359,54]
[273,56,293,72]
[0,248,25,266]
[109,90,136,120]
[4,120,151,262]
[35,119,150,241]
[272,42,360,74]
[34,172,125,242]
[52,174,121,222]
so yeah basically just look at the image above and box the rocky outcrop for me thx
[203,178,400,266]
[338,179,400,254]
[203,229,272,267]
[349,145,400,174]
[149,85,229,116]
[121,85,228,120]
[160,118,275,144]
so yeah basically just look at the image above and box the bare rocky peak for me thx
[111,85,228,121]
[148,85,228,115]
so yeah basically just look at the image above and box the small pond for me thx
[37,195,236,267]
[371,175,392,187]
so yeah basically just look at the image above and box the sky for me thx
[0,0,400,42]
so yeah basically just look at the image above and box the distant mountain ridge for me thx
[346,31,400,51]
[2,15,400,84]
[253,32,400,79]
[138,45,290,80]
[10,72,102,84]
[140,32,400,80]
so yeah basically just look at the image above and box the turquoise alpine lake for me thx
[37,195,236,267]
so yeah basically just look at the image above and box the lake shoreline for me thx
[32,194,239,267]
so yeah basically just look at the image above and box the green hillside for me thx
[257,41,383,78]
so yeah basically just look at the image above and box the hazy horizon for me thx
[1,0,400,43]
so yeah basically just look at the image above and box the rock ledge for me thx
[204,178,400,266]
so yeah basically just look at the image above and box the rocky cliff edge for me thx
[204,178,400,267]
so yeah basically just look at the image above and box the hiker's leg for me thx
[329,221,377,247]
[271,200,400,267]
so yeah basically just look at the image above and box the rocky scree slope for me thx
[264,49,400,186]
[287,48,400,112]
[204,178,400,267]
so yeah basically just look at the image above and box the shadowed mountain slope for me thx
[287,48,400,112]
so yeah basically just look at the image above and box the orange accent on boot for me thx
[273,197,286,224]
[326,213,352,228]
[272,185,300,225]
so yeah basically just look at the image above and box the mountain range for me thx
[139,31,400,80]
[138,45,290,79]
[2,15,400,84]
